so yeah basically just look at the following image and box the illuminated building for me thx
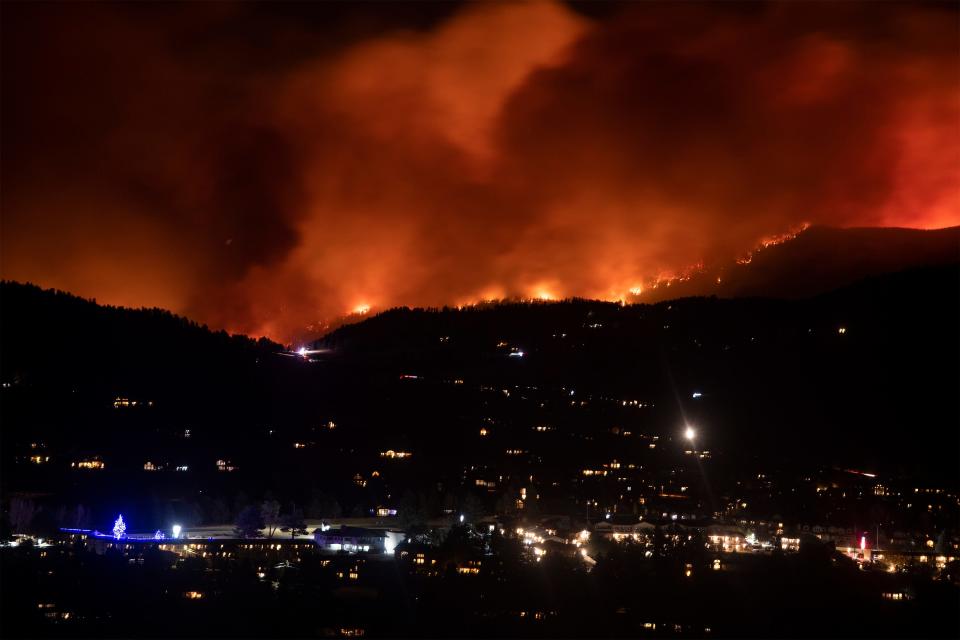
[113,397,153,408]
[593,519,656,542]
[314,526,395,553]
[474,479,496,491]
[705,525,748,552]
[71,458,105,470]
[780,537,801,552]
[456,560,482,575]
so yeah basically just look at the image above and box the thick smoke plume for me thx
[2,1,957,341]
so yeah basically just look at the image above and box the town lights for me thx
[172,524,182,539]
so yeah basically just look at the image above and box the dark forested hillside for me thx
[317,264,960,481]
[642,225,960,302]
[1,264,957,534]
[0,281,282,387]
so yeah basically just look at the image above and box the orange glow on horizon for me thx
[1,2,956,343]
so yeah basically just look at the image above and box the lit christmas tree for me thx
[113,515,126,539]
[154,530,165,540]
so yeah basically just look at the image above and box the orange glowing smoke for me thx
[1,1,957,342]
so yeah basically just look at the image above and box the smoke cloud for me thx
[2,1,957,341]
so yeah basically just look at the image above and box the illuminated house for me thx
[71,458,105,470]
[593,518,656,542]
[395,541,482,577]
[475,479,497,491]
[780,536,801,552]
[75,534,320,564]
[314,526,389,553]
[705,524,747,551]
[456,559,482,575]
[113,397,153,408]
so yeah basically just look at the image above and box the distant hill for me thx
[0,281,283,388]
[315,263,959,482]
[0,282,304,452]
[1,255,958,501]
[642,225,959,302]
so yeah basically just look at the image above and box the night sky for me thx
[2,1,957,341]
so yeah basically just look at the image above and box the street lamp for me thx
[684,426,696,441]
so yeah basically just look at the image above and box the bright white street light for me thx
[172,524,182,539]
[684,426,696,441]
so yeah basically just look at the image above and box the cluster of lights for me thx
[72,459,105,470]
[113,397,153,408]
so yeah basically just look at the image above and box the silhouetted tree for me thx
[69,504,92,529]
[234,506,265,538]
[521,495,540,520]
[281,505,308,539]
[307,492,343,519]
[399,490,428,530]
[261,499,281,538]
[0,511,12,541]
[9,497,36,533]
[31,508,60,537]
[441,524,485,562]
[459,493,485,523]
[233,491,250,518]
[442,491,456,515]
